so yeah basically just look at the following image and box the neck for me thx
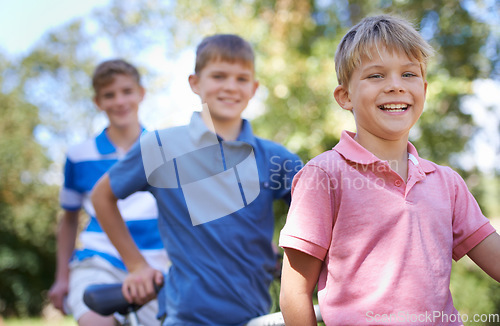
[354,132,409,181]
[200,110,242,141]
[106,123,142,152]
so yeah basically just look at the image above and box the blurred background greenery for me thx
[1,0,500,324]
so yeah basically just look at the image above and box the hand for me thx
[48,279,69,314]
[122,263,164,306]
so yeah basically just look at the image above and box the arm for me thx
[467,232,500,282]
[48,210,79,313]
[280,247,323,326]
[91,174,163,305]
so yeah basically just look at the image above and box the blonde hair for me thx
[194,34,255,74]
[335,14,434,85]
[92,59,141,94]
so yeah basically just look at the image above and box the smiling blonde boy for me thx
[279,15,500,326]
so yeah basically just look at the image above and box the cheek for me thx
[243,87,254,98]
[204,86,219,97]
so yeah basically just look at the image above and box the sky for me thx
[0,0,197,167]
[0,0,111,56]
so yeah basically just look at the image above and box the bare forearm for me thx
[49,210,79,311]
[54,211,79,280]
[280,248,322,326]
[92,174,163,304]
[91,174,147,272]
[281,292,317,326]
[468,232,500,282]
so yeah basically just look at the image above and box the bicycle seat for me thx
[83,283,141,316]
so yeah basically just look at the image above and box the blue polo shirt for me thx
[59,128,168,273]
[108,112,302,325]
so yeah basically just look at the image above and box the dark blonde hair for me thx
[194,34,255,74]
[92,59,141,94]
[335,14,434,85]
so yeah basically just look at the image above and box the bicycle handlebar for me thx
[83,283,137,316]
[83,282,161,316]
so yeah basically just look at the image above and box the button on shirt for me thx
[280,130,495,326]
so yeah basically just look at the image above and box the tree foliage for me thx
[0,56,59,316]
[172,0,500,167]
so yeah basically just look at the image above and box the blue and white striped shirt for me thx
[60,128,168,272]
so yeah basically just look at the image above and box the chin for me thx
[111,119,133,129]
[209,110,242,121]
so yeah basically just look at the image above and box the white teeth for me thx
[379,104,408,111]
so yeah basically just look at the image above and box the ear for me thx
[333,85,353,111]
[138,85,146,100]
[423,80,428,99]
[188,74,200,95]
[251,80,259,97]
[93,95,103,112]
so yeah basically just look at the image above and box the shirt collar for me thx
[95,126,146,155]
[188,111,257,147]
[407,141,435,173]
[95,128,116,155]
[334,130,435,173]
[334,131,380,165]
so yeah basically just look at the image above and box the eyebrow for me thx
[209,70,252,76]
[363,62,420,70]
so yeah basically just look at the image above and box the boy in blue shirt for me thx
[48,59,168,325]
[92,34,302,325]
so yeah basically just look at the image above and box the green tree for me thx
[170,0,499,173]
[0,55,59,317]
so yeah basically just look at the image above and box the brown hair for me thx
[194,34,255,74]
[92,59,141,94]
[335,14,434,86]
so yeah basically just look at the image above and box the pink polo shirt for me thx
[280,131,495,326]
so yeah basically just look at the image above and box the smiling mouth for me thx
[378,104,409,112]
[219,98,239,104]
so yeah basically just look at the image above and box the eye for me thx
[238,77,249,82]
[402,72,417,78]
[102,92,115,99]
[212,74,224,79]
[368,74,383,79]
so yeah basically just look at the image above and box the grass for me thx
[2,317,76,326]
[2,305,77,326]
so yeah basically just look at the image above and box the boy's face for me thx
[94,74,144,129]
[334,46,427,142]
[189,60,258,124]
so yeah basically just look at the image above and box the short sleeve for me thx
[108,140,150,199]
[60,157,83,211]
[279,164,334,261]
[451,170,496,260]
[273,150,303,204]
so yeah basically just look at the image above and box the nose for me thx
[114,93,127,105]
[222,77,238,91]
[384,75,406,93]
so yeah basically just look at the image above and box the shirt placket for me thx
[405,160,426,199]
